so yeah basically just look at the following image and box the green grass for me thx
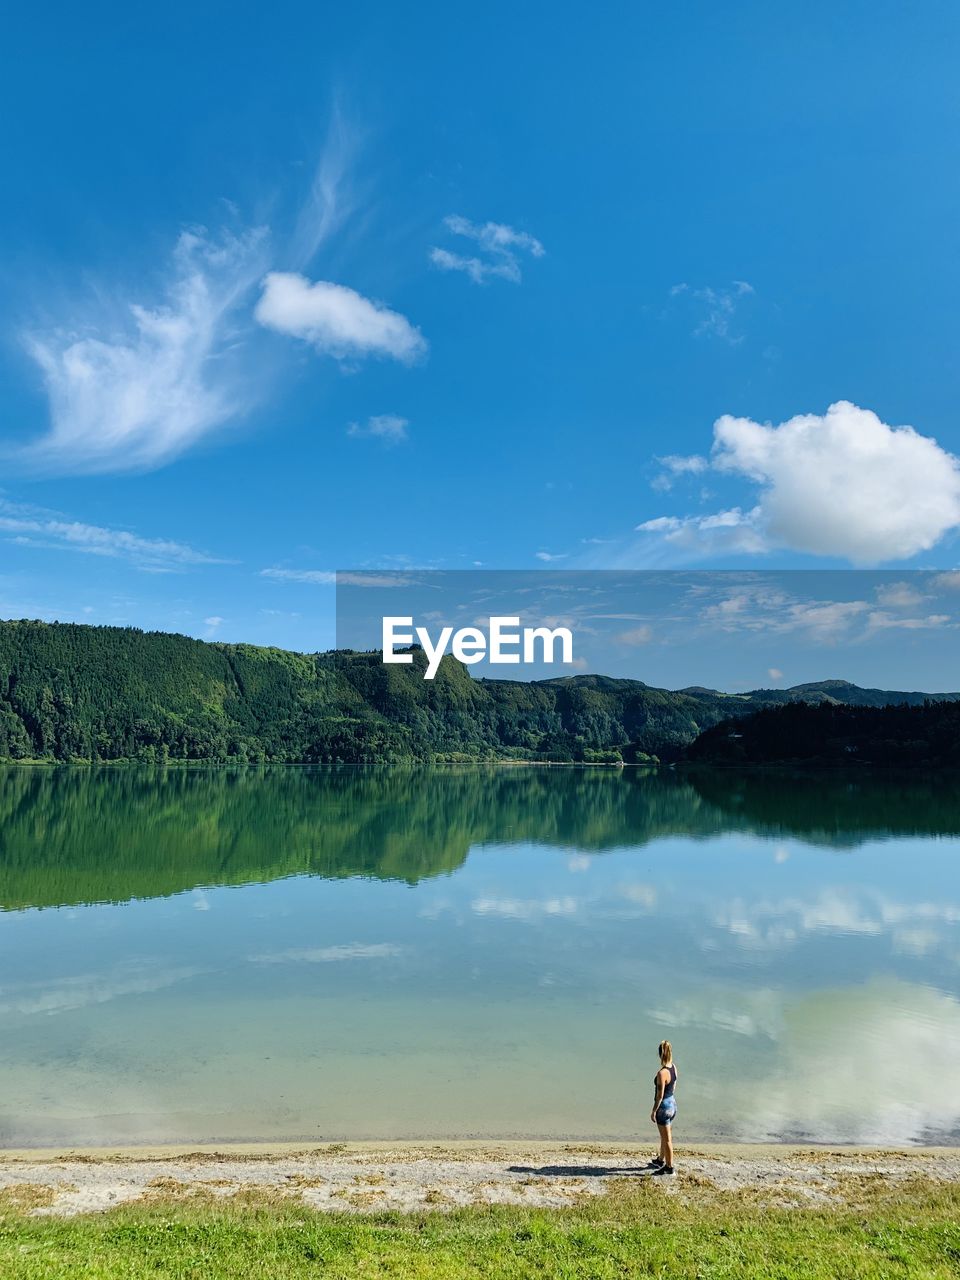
[3,1178,960,1279]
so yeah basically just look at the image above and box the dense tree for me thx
[685,699,960,767]
[0,619,955,765]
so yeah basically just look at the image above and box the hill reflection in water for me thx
[1,764,958,910]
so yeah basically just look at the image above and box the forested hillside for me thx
[0,619,955,764]
[686,699,960,767]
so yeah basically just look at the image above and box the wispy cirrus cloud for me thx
[19,227,270,476]
[669,280,755,343]
[636,508,768,557]
[875,581,929,609]
[0,498,228,570]
[430,215,544,284]
[867,610,950,631]
[651,453,710,492]
[260,568,415,588]
[615,625,653,645]
[251,943,402,964]
[12,117,423,475]
[261,568,337,585]
[690,577,955,643]
[347,413,409,444]
[694,580,876,644]
[289,105,357,267]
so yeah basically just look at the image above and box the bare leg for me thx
[658,1123,673,1168]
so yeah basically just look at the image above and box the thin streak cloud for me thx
[0,498,229,569]
[430,215,544,284]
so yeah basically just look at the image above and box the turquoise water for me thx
[0,765,958,1146]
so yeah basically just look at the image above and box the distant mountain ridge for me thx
[0,618,955,764]
[682,678,960,708]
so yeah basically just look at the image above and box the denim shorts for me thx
[655,1098,676,1126]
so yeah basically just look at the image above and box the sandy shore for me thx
[2,1142,959,1216]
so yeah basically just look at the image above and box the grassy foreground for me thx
[3,1177,960,1279]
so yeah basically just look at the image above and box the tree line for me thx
[685,699,960,767]
[0,619,954,766]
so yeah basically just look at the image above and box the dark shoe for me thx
[647,1157,665,1169]
[651,1165,675,1177]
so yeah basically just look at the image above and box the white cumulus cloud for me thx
[712,401,960,563]
[642,402,960,564]
[255,272,426,363]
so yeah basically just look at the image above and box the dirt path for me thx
[2,1143,959,1216]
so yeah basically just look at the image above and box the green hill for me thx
[738,678,960,708]
[685,699,960,767]
[0,618,955,764]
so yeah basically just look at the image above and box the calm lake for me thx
[1,765,958,1147]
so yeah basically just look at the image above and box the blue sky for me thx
[337,570,960,691]
[2,1,960,673]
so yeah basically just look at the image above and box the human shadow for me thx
[508,1164,654,1178]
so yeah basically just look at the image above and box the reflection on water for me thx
[0,765,958,1146]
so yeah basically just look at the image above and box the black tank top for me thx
[656,1064,677,1099]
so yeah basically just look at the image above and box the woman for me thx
[649,1039,677,1176]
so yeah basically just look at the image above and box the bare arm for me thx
[650,1069,666,1121]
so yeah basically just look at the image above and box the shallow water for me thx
[1,765,958,1146]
